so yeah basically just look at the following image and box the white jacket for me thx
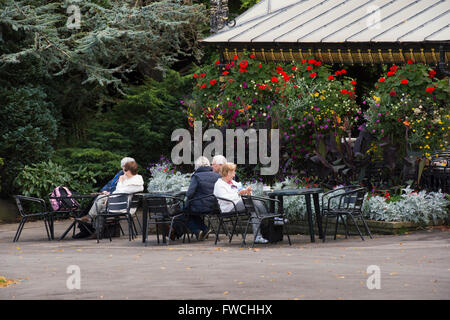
[213,178,242,213]
[114,174,144,194]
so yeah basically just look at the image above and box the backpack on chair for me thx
[50,186,80,211]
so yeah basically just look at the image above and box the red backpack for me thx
[50,186,80,211]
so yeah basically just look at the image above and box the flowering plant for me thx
[147,156,191,192]
[364,63,449,158]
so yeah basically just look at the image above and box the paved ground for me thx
[0,219,449,300]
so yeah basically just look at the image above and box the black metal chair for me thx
[94,193,136,243]
[185,194,249,245]
[241,195,291,247]
[144,194,191,245]
[321,186,372,242]
[13,195,52,242]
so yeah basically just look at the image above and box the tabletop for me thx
[268,188,323,197]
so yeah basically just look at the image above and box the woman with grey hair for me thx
[185,156,220,240]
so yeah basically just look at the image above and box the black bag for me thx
[260,218,284,243]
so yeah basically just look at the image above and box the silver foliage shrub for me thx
[362,186,449,224]
[147,161,191,192]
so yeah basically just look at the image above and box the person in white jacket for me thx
[84,161,144,220]
[213,163,269,244]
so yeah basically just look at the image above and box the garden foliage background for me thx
[1,0,449,222]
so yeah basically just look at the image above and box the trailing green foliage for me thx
[13,160,97,199]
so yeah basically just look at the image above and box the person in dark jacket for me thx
[185,156,220,240]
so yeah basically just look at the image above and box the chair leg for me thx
[334,215,340,240]
[43,216,51,241]
[13,218,26,242]
[360,214,373,239]
[323,215,329,243]
[241,219,251,246]
[167,219,175,246]
[252,222,262,248]
[214,219,223,245]
[349,214,365,241]
[341,216,350,239]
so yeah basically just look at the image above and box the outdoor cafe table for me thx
[137,191,186,244]
[48,193,100,240]
[267,188,324,243]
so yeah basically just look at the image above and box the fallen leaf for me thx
[223,291,229,295]
[389,272,398,276]
[238,281,244,285]
[76,249,82,252]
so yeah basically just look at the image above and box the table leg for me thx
[277,196,283,215]
[305,194,315,242]
[269,195,275,213]
[313,193,323,239]
[142,199,148,244]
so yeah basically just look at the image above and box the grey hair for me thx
[120,157,135,168]
[194,156,211,170]
[212,155,227,165]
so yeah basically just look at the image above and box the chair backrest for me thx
[340,188,366,211]
[145,196,177,218]
[13,195,46,217]
[241,196,261,217]
[106,194,130,215]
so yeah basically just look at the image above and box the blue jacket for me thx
[100,170,124,193]
[186,166,220,213]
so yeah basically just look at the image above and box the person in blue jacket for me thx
[185,156,220,240]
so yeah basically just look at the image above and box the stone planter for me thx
[232,218,446,236]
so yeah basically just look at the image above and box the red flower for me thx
[351,80,357,85]
[426,86,435,93]
[328,75,334,80]
[238,68,247,73]
[258,85,266,90]
[428,69,436,78]
[222,71,229,75]
[309,72,317,78]
[294,85,298,89]
[301,59,307,64]
[249,54,255,59]
[389,90,396,96]
[292,66,297,71]
[200,84,207,89]
[271,76,279,83]
[276,66,283,72]
[258,64,262,68]
[233,55,239,60]
[200,73,206,78]
[308,58,316,64]
[335,70,342,76]
[390,65,398,72]
[306,65,313,71]
[215,60,220,65]
[400,79,408,85]
[283,74,290,81]
[314,61,322,67]
[193,73,199,78]
[340,69,347,74]
[387,71,395,77]
[407,60,413,64]
[209,80,217,86]
[340,89,348,94]
[379,77,386,82]
[239,60,248,68]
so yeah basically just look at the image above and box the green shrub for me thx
[0,85,58,194]
[14,160,97,199]
[52,148,123,188]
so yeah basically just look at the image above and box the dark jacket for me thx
[100,170,124,193]
[186,166,220,213]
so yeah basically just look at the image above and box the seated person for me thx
[213,163,269,244]
[100,157,135,195]
[81,161,144,222]
[73,157,136,239]
[212,155,240,182]
[185,156,220,240]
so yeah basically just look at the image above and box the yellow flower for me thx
[314,92,319,97]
